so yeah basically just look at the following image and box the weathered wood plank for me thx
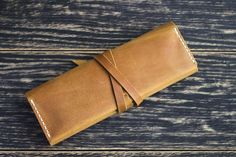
[0,0,235,49]
[0,50,235,149]
[0,151,236,157]
[0,0,235,154]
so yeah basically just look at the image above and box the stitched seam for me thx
[174,27,196,64]
[30,99,51,138]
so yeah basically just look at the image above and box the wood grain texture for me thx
[0,50,235,150]
[0,0,235,50]
[0,151,236,157]
[0,0,235,155]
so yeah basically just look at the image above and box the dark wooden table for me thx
[0,0,235,156]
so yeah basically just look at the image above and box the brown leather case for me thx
[25,21,198,145]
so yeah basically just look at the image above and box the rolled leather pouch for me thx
[25,21,198,145]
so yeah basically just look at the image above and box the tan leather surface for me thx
[25,21,198,145]
[95,52,143,106]
[102,50,127,113]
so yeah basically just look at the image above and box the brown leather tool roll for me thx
[25,21,198,145]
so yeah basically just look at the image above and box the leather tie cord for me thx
[105,50,127,113]
[95,50,143,106]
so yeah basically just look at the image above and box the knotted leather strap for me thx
[73,53,128,113]
[106,51,127,113]
[95,51,143,106]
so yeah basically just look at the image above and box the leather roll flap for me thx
[25,21,198,145]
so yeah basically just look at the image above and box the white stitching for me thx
[174,27,196,64]
[30,99,51,138]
